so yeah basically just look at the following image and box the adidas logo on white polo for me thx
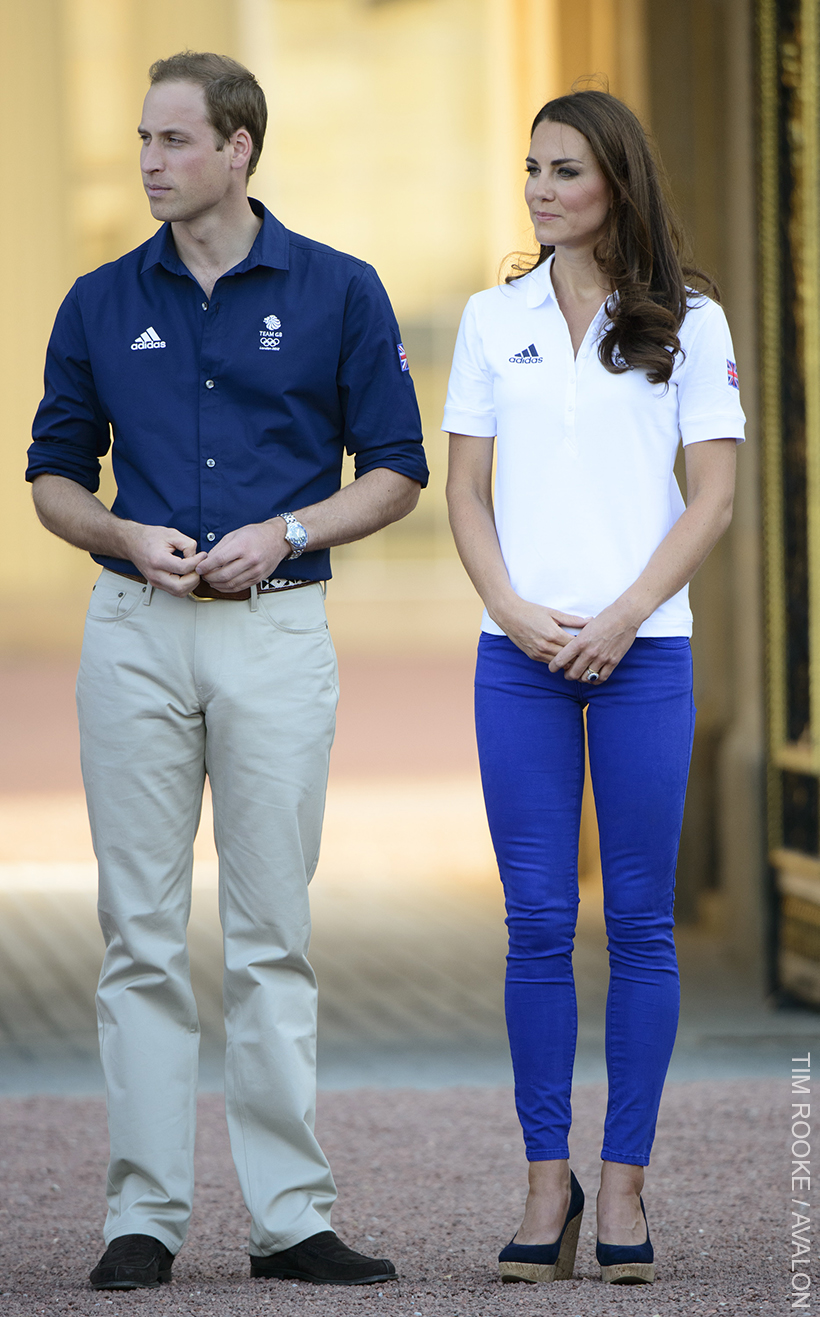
[509,343,543,363]
[131,326,166,350]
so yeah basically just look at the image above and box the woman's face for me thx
[525,120,612,254]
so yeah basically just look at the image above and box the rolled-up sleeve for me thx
[677,297,746,446]
[26,283,112,491]
[337,265,429,486]
[441,296,497,437]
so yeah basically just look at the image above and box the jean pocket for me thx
[258,584,329,633]
[86,573,145,622]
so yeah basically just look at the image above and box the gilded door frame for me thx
[759,0,820,1004]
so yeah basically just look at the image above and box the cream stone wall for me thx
[260,0,486,317]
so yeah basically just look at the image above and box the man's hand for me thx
[197,471,420,592]
[548,600,640,683]
[197,520,289,593]
[30,476,209,598]
[496,599,590,663]
[124,525,209,597]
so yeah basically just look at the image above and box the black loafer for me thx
[250,1230,397,1286]
[89,1234,175,1290]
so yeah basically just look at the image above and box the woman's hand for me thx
[545,438,737,684]
[446,435,591,664]
[547,599,640,683]
[495,599,591,663]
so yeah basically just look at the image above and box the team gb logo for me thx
[260,313,283,350]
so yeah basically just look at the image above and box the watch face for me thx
[286,521,308,551]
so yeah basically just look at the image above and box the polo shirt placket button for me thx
[205,379,215,389]
[206,533,216,542]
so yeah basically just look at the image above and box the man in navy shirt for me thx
[27,52,428,1291]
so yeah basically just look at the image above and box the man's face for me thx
[138,80,235,222]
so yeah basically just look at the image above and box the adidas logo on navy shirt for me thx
[131,326,166,350]
[509,343,543,364]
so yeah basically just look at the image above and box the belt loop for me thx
[250,583,258,613]
[142,583,154,607]
[320,580,327,598]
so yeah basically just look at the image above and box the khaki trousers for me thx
[76,569,339,1256]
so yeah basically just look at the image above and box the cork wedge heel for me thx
[599,1258,655,1284]
[596,1196,655,1285]
[497,1171,585,1284]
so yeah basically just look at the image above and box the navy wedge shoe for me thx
[498,1170,585,1283]
[596,1195,655,1284]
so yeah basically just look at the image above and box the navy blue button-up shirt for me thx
[26,200,428,581]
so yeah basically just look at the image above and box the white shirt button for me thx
[202,302,208,310]
[205,379,215,389]
[206,459,215,468]
[206,532,216,542]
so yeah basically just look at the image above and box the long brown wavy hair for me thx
[507,90,717,385]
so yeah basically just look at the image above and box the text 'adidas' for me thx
[131,327,166,350]
[509,343,543,363]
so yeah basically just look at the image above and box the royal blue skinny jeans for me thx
[475,633,695,1166]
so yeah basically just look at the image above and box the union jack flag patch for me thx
[397,343,409,372]
[727,359,739,389]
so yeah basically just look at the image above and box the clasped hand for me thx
[196,521,288,593]
[126,521,288,596]
[501,599,640,684]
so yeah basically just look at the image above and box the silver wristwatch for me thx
[277,512,309,559]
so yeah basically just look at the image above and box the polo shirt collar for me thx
[140,197,290,278]
[525,254,557,309]
[524,253,616,329]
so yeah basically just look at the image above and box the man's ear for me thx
[229,127,253,173]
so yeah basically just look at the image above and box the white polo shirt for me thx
[442,256,746,637]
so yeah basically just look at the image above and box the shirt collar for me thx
[524,254,616,327]
[525,254,557,309]
[140,198,290,278]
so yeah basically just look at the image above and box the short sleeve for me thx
[676,297,746,446]
[442,297,497,437]
[337,264,429,486]
[26,282,112,490]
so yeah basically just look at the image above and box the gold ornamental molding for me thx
[760,0,820,1005]
[758,0,785,782]
[802,0,820,780]
[760,0,820,784]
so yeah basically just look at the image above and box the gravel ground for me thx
[0,1080,784,1316]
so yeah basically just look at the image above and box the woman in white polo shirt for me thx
[444,90,744,1286]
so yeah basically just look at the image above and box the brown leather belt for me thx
[106,568,316,601]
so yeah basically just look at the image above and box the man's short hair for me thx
[149,51,267,178]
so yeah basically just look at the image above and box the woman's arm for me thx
[549,436,737,682]
[446,434,589,662]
